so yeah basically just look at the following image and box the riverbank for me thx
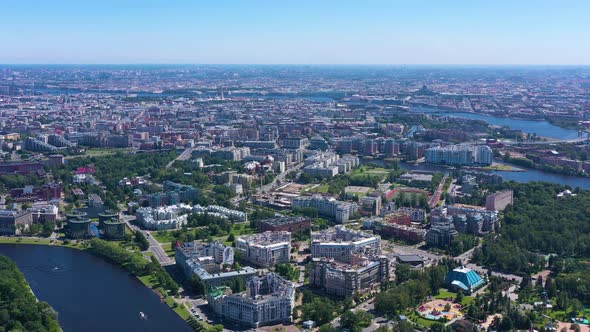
[412,106,579,140]
[476,164,524,172]
[0,236,200,330]
[0,255,62,331]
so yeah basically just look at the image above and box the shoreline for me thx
[0,237,194,328]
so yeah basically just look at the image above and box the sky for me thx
[1,0,589,65]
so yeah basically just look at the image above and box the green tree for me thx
[302,298,335,326]
[395,263,412,284]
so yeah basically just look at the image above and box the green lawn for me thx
[152,230,176,244]
[230,223,254,236]
[407,311,439,328]
[0,237,53,245]
[434,289,475,306]
[138,274,159,289]
[173,302,192,320]
[306,184,330,193]
[163,243,175,258]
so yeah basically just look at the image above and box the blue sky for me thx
[2,0,589,64]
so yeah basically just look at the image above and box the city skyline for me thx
[2,0,589,65]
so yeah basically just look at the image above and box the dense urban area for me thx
[1,65,590,332]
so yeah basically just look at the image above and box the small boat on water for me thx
[140,312,148,320]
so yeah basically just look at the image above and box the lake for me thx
[0,245,191,332]
[412,106,579,140]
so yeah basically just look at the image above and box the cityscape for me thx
[1,1,590,332]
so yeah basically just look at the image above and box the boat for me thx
[140,312,148,320]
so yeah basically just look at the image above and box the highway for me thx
[166,147,193,169]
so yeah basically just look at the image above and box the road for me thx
[256,162,304,194]
[429,174,448,208]
[166,147,193,168]
[120,214,175,266]
[384,240,522,283]
[383,241,444,265]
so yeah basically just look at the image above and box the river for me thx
[412,106,579,140]
[363,159,590,190]
[0,245,191,332]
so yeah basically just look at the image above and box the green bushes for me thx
[0,256,61,332]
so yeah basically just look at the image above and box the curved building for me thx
[103,219,126,239]
[98,211,119,227]
[66,218,91,239]
[66,211,87,221]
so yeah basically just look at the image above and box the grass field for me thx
[352,166,389,174]
[153,230,176,244]
[306,184,330,193]
[480,164,523,171]
[434,289,475,306]
[407,311,439,328]
[163,243,175,258]
[0,237,52,245]
[230,223,254,236]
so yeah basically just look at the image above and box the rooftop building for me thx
[207,273,295,328]
[176,241,257,287]
[292,195,358,223]
[311,226,381,263]
[446,267,486,294]
[135,204,190,230]
[235,231,292,268]
[309,254,390,298]
[256,216,311,234]
[0,210,33,235]
[425,144,492,166]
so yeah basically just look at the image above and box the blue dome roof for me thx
[446,267,485,291]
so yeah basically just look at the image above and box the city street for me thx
[120,214,175,266]
[256,162,304,194]
[166,147,194,169]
